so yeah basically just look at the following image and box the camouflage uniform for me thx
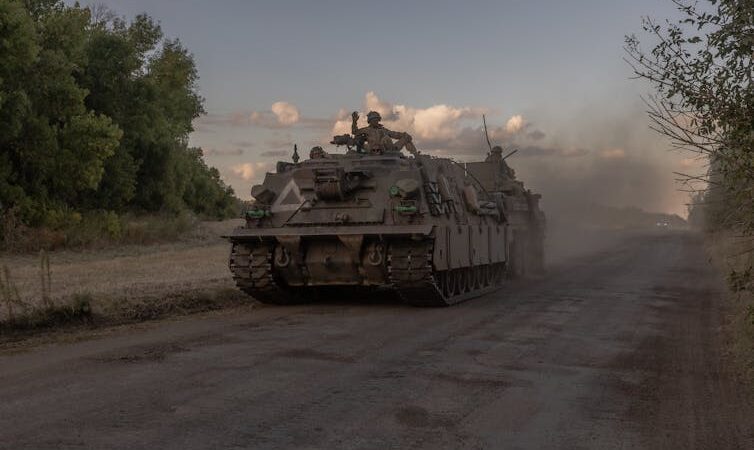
[309,146,328,159]
[486,146,515,178]
[352,111,417,154]
[485,146,503,163]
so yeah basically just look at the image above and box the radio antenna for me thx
[482,114,493,153]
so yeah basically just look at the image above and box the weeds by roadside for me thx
[707,232,754,386]
[0,287,249,342]
[0,223,247,342]
[0,248,247,338]
[0,254,93,334]
[0,294,93,333]
[1,265,25,323]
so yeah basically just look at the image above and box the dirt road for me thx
[0,232,751,449]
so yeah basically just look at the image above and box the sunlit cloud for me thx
[230,162,270,181]
[599,148,626,159]
[505,115,525,134]
[199,101,315,130]
[270,101,300,126]
[332,91,486,144]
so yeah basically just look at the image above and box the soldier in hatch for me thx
[486,145,516,179]
[309,146,328,159]
[486,145,503,163]
[351,111,418,155]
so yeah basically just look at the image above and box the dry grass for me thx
[706,231,754,385]
[0,219,246,331]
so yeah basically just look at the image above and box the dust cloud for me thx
[495,108,690,266]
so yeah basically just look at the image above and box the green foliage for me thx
[0,1,237,245]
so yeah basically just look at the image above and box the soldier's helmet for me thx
[309,146,325,159]
[366,111,381,123]
[491,145,503,154]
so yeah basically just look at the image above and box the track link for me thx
[388,240,504,307]
[229,241,309,305]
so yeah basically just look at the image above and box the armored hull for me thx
[226,146,544,306]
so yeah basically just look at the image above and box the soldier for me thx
[486,145,503,163]
[486,145,516,179]
[351,111,418,155]
[309,146,328,159]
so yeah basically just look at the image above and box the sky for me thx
[78,0,701,217]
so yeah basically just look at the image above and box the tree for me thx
[0,0,39,210]
[626,0,754,286]
[625,0,754,232]
[0,1,122,224]
[0,1,237,234]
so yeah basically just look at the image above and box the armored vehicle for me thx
[226,114,545,306]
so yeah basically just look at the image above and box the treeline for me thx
[0,0,237,235]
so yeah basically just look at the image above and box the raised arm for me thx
[351,111,360,135]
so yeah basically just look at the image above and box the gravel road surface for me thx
[1,231,751,449]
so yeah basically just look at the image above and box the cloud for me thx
[527,129,546,140]
[599,148,626,159]
[329,93,563,160]
[203,148,244,157]
[233,140,255,148]
[270,101,300,126]
[331,91,487,144]
[413,104,474,140]
[248,111,280,128]
[365,91,398,120]
[230,162,270,181]
[505,115,525,134]
[263,137,294,149]
[246,102,300,128]
[259,150,289,158]
[198,101,308,130]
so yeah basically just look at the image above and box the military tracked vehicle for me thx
[226,113,545,306]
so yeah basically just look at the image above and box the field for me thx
[0,220,244,324]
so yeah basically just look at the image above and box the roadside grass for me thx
[95,288,249,324]
[0,285,250,341]
[0,244,249,341]
[707,232,754,386]
[1,260,93,333]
